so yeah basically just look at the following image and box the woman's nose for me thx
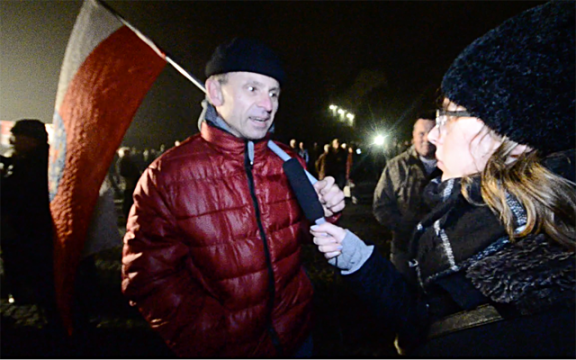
[428,125,440,145]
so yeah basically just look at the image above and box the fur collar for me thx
[466,233,575,315]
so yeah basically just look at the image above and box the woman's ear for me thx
[205,78,223,106]
[507,143,533,163]
[511,144,532,156]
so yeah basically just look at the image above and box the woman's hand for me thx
[310,222,347,259]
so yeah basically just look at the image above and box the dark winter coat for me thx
[320,148,347,189]
[0,146,55,304]
[373,146,440,256]
[343,152,576,357]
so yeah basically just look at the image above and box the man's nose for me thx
[258,94,273,112]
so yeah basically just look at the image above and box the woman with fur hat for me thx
[311,1,575,357]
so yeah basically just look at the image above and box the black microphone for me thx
[282,158,326,225]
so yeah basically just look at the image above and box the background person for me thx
[115,147,140,222]
[315,143,330,180]
[298,141,310,168]
[372,112,440,278]
[0,119,66,356]
[319,138,347,189]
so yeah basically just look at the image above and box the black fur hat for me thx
[205,37,285,85]
[441,0,575,154]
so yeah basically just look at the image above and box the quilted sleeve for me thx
[121,166,228,357]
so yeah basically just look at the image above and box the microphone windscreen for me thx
[283,158,325,223]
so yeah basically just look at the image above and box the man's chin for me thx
[419,146,436,158]
[244,130,269,141]
[416,150,434,158]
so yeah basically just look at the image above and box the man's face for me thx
[331,139,340,150]
[412,119,436,159]
[9,133,40,156]
[213,72,280,140]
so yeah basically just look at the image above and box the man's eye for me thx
[270,92,279,98]
[247,86,256,92]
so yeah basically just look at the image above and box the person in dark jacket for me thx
[308,142,320,179]
[373,113,440,279]
[319,138,347,189]
[0,119,66,356]
[298,141,310,168]
[1,120,54,304]
[121,38,345,358]
[116,146,140,222]
[310,1,575,357]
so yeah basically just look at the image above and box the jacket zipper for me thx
[244,141,284,357]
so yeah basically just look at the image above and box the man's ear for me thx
[205,78,223,106]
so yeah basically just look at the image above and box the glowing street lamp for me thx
[346,113,355,126]
[328,104,355,127]
[373,134,386,146]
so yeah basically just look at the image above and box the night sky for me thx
[1,1,547,150]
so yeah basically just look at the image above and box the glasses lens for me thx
[435,110,472,133]
[435,114,446,132]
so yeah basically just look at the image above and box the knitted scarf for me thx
[410,175,575,315]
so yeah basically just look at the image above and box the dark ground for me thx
[1,188,399,358]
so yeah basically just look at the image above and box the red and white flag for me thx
[48,0,166,333]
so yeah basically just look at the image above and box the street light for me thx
[346,113,354,126]
[328,104,355,127]
[373,134,386,146]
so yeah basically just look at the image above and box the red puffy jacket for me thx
[122,122,315,357]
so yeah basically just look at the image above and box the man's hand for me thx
[313,176,345,217]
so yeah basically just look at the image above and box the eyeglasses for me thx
[435,109,472,133]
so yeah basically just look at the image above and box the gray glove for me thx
[328,230,374,275]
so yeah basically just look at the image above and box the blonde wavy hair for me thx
[462,135,576,250]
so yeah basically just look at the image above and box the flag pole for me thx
[96,0,206,93]
[96,0,318,183]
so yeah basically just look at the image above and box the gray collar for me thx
[198,100,234,134]
[197,100,257,165]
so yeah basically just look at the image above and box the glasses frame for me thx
[435,109,473,134]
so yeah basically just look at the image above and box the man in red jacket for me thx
[121,38,345,358]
